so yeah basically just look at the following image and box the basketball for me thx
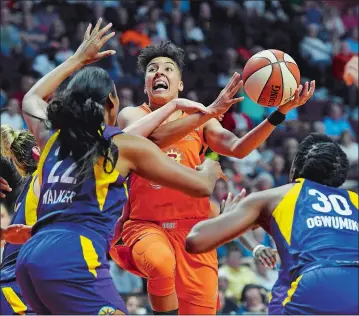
[242,49,300,107]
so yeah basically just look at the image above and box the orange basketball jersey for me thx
[128,103,210,221]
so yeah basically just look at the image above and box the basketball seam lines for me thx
[268,50,279,63]
[278,63,284,106]
[284,65,299,99]
[244,61,296,84]
[256,66,273,104]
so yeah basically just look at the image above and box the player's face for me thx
[106,84,120,127]
[145,57,183,106]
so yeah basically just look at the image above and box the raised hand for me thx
[207,72,244,117]
[278,80,315,114]
[0,177,12,199]
[73,18,116,66]
[220,189,246,214]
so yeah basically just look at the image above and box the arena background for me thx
[0,0,358,314]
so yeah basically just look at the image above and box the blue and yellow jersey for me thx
[32,126,128,247]
[0,173,38,282]
[271,178,359,283]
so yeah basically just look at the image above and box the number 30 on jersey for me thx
[309,189,352,216]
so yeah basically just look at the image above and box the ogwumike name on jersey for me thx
[306,216,358,231]
[42,189,76,205]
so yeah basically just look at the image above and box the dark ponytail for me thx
[46,67,117,183]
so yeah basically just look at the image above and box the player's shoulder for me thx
[117,105,148,128]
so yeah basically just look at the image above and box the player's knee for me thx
[144,242,176,278]
[132,235,176,279]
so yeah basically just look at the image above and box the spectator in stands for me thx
[323,7,345,37]
[55,35,74,64]
[183,15,205,44]
[21,13,47,58]
[211,179,229,209]
[252,172,275,191]
[332,41,355,82]
[109,260,143,295]
[148,8,168,44]
[0,7,21,57]
[237,284,268,314]
[345,27,359,54]
[254,259,278,291]
[166,9,184,47]
[300,23,332,67]
[323,103,355,140]
[304,1,322,25]
[32,45,57,76]
[338,130,359,166]
[126,296,144,315]
[119,88,136,109]
[270,155,288,187]
[0,98,25,130]
[218,246,259,303]
[11,74,36,105]
[120,18,151,49]
[341,7,359,32]
[217,289,238,315]
[283,137,299,172]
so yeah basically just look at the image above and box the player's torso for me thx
[34,127,128,244]
[129,105,210,221]
[270,178,359,280]
[1,174,38,282]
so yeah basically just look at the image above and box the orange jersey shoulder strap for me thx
[139,102,151,114]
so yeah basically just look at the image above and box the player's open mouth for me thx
[153,80,169,92]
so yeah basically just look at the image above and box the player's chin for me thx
[150,91,173,104]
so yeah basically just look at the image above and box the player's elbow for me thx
[185,234,206,254]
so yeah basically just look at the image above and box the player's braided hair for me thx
[291,133,349,187]
[137,41,185,73]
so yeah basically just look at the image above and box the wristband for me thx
[267,110,286,126]
[252,244,266,257]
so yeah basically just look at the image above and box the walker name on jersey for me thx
[42,189,76,205]
[306,216,358,231]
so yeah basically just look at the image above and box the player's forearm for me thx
[123,101,176,137]
[186,214,243,253]
[230,120,276,158]
[23,57,82,105]
[148,112,214,149]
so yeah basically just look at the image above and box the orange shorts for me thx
[110,219,219,310]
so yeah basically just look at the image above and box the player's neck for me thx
[148,100,183,122]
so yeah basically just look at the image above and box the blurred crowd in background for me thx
[1,0,358,314]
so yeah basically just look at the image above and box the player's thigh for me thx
[0,281,34,315]
[284,267,359,315]
[18,230,127,314]
[169,231,218,308]
[35,274,127,315]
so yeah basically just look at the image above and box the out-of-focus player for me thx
[14,19,223,315]
[344,55,358,87]
[186,133,359,315]
[111,41,315,315]
[0,125,39,315]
